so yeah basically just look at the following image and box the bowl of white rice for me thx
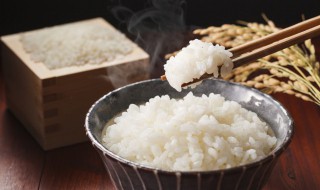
[85,79,293,190]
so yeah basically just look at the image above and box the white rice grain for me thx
[164,39,233,91]
[21,23,134,69]
[101,92,276,171]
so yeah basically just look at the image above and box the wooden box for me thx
[0,18,149,150]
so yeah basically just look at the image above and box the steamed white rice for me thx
[102,92,276,171]
[164,39,233,91]
[20,23,134,69]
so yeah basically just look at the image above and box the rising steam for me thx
[110,0,188,76]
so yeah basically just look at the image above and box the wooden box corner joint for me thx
[0,18,149,150]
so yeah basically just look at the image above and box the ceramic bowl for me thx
[85,79,294,190]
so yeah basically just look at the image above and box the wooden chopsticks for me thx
[230,15,320,58]
[161,15,320,87]
[230,16,320,66]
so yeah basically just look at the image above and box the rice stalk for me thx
[167,18,320,106]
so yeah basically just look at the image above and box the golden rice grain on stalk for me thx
[281,72,290,77]
[248,23,259,30]
[253,36,260,40]
[279,59,289,66]
[289,75,297,81]
[295,59,305,67]
[226,29,237,36]
[268,78,280,86]
[210,32,225,39]
[284,89,295,95]
[300,84,309,93]
[309,44,316,55]
[295,93,302,98]
[234,75,246,82]
[289,55,297,61]
[283,48,292,55]
[281,82,292,90]
[176,19,320,105]
[301,95,312,101]
[274,86,283,92]
[202,36,214,43]
[236,28,245,35]
[263,79,269,85]
[221,24,232,29]
[254,74,269,82]
[306,76,315,82]
[254,82,265,88]
[246,80,255,87]
[310,54,316,62]
[270,68,278,75]
[242,33,253,40]
[224,41,233,47]
[293,81,309,93]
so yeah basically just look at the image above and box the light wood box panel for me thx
[0,18,149,150]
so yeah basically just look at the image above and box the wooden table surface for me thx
[1,50,320,190]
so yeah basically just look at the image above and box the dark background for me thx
[1,0,319,36]
[1,0,319,76]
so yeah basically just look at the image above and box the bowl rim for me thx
[85,78,294,174]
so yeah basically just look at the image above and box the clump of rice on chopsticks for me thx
[164,39,233,91]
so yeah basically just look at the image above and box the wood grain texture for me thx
[0,74,44,190]
[1,72,319,190]
[1,18,149,80]
[263,94,320,190]
[0,34,319,190]
[0,18,149,150]
[38,143,114,190]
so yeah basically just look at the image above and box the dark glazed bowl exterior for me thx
[85,79,294,190]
